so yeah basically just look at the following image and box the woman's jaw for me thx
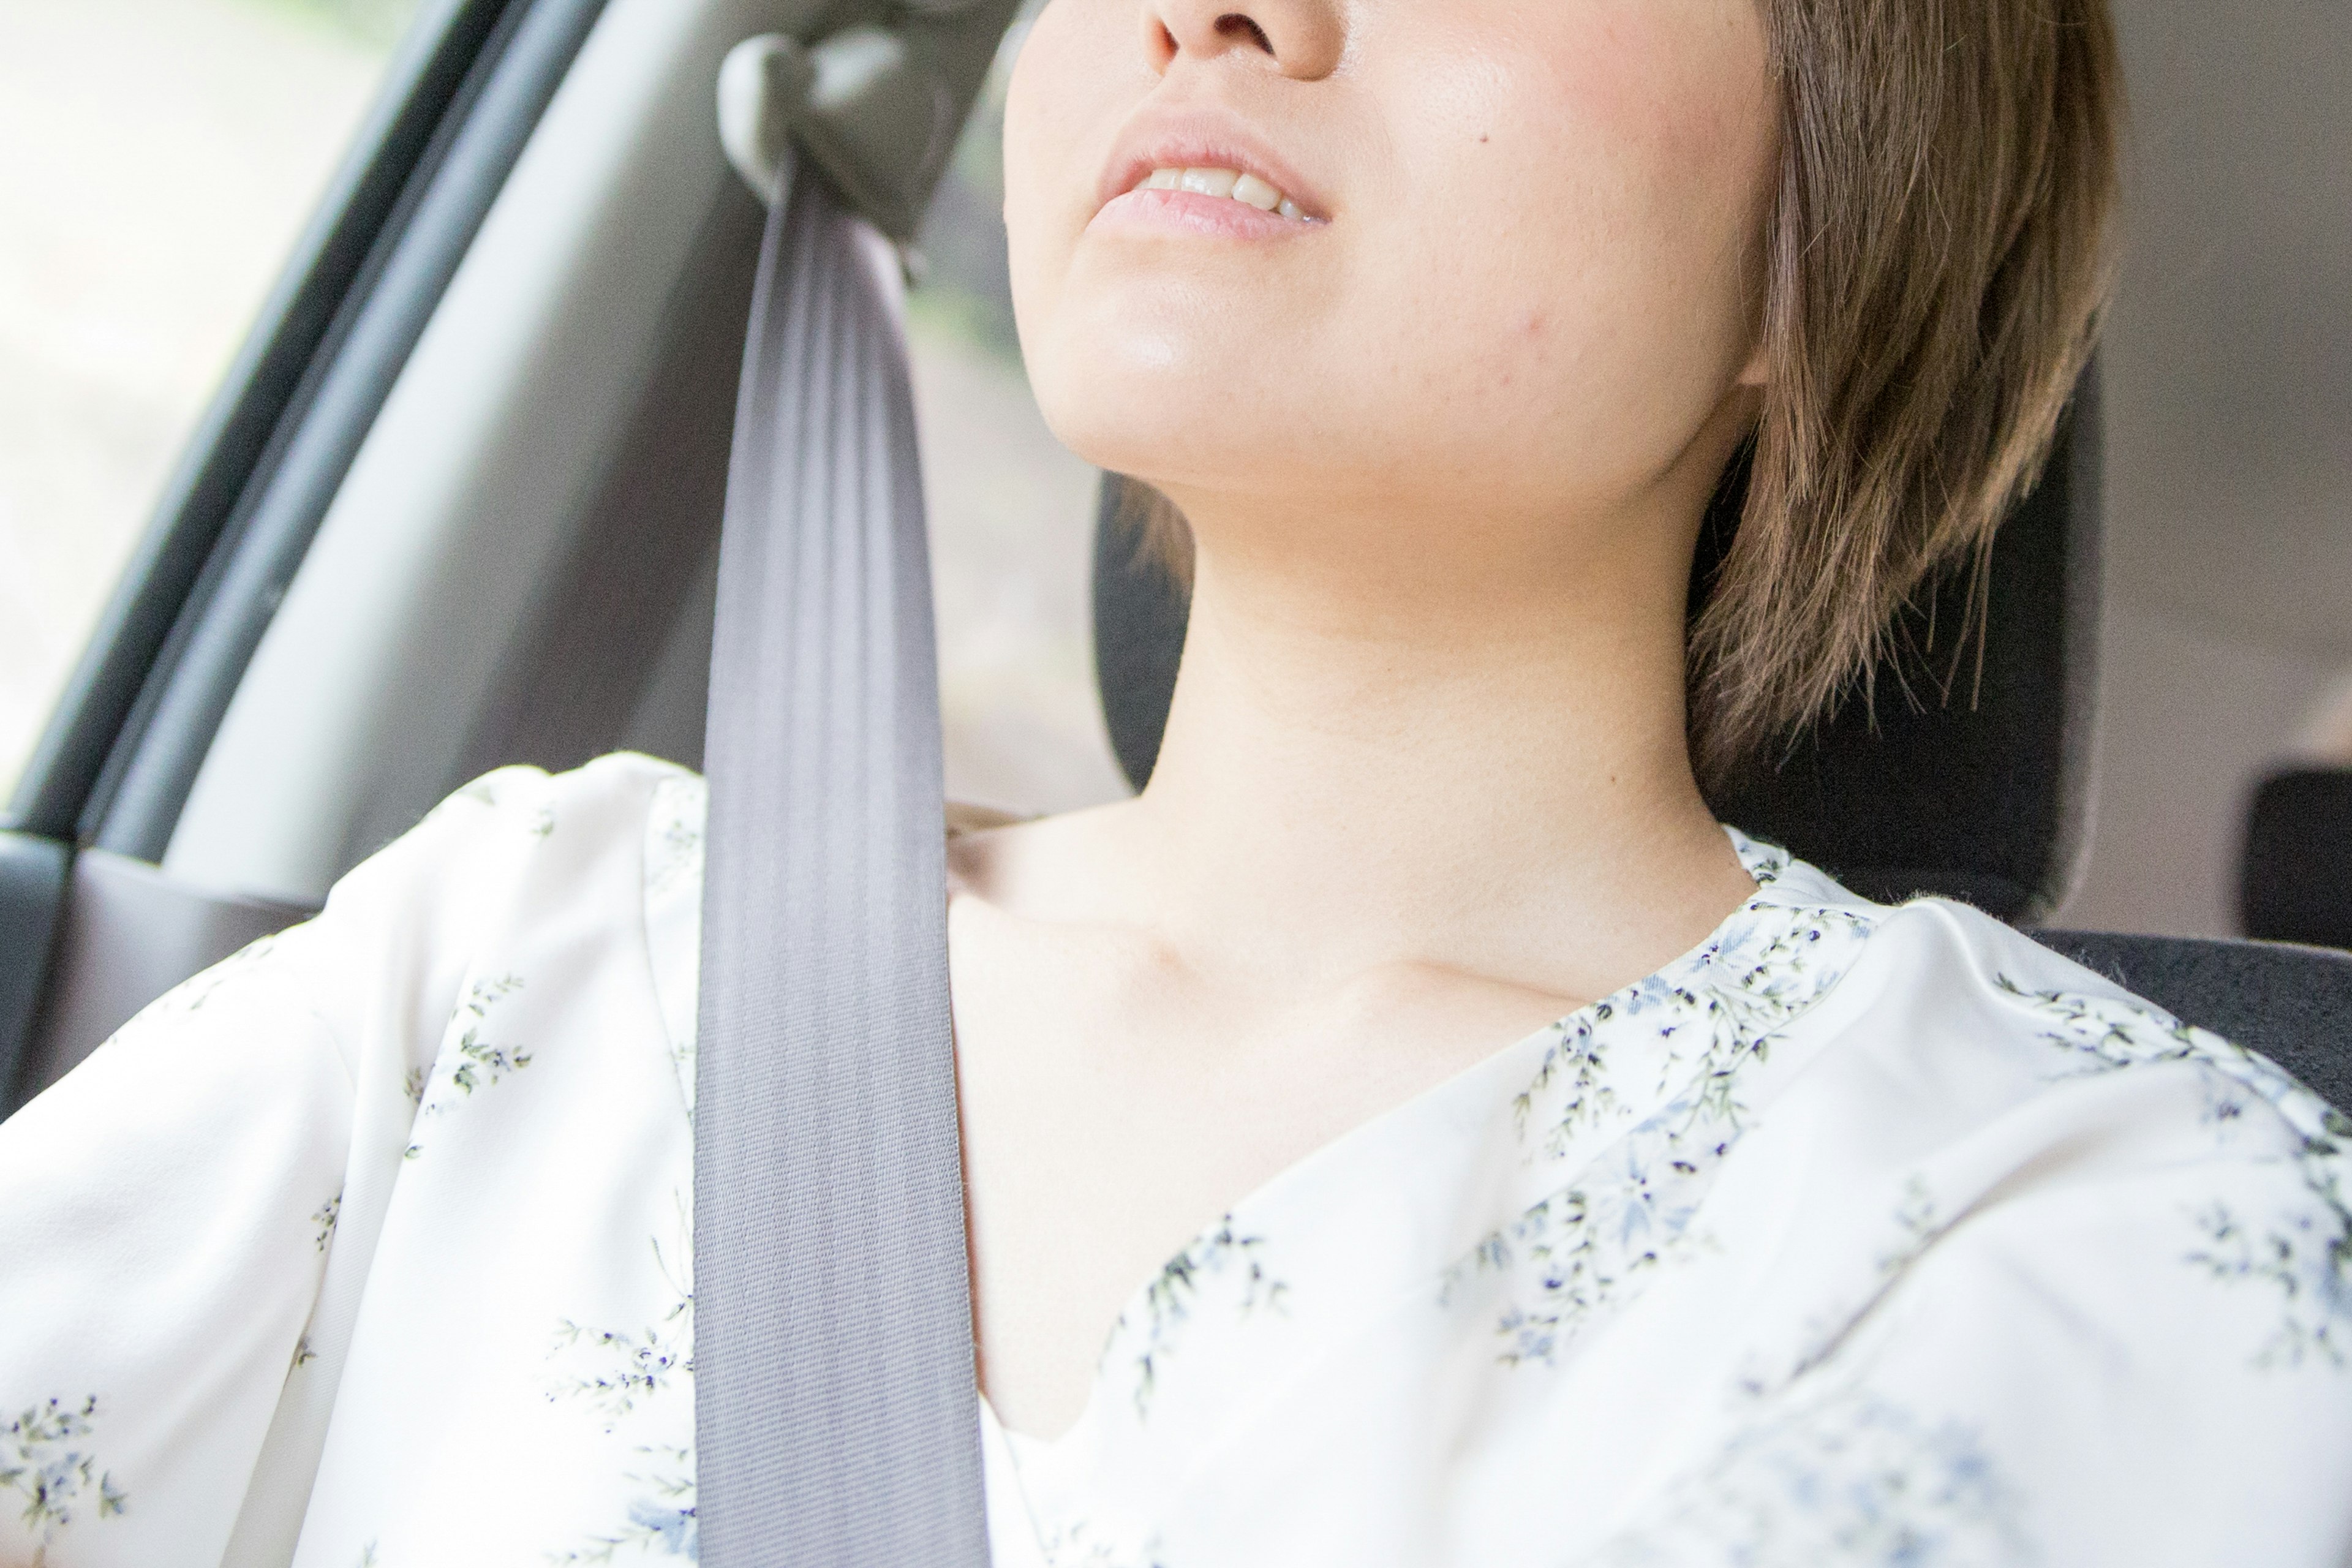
[1004,0,1778,578]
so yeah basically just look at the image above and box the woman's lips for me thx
[1088,164,1326,239]
[1095,107,1330,233]
[1136,164,1311,221]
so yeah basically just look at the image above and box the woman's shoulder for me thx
[1692,863,2352,1537]
[1741,847,2345,1237]
[1841,886,2328,1110]
[353,750,703,945]
[91,750,715,1136]
[0,761,712,1567]
[1740,839,2322,1120]
[385,751,709,1091]
[1778,876,2350,1273]
[404,750,701,868]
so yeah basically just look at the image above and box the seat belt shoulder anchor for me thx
[718,0,1024,244]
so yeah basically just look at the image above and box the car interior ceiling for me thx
[5,0,2352,1121]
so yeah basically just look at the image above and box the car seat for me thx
[2241,767,2352,952]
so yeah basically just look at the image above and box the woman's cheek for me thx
[1001,40,1082,371]
[1003,10,1132,319]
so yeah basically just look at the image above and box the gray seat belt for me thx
[695,9,1015,1564]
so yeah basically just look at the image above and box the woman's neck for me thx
[946,488,1762,1442]
[1074,499,1755,1004]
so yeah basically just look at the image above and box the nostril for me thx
[1215,14,1274,53]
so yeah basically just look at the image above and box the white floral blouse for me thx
[5,753,2352,1567]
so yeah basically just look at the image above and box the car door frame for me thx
[0,0,609,1112]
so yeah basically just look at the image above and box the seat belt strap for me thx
[694,151,990,1566]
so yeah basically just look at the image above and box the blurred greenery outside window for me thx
[0,0,430,799]
[0,0,1122,818]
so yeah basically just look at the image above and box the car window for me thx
[0,0,428,797]
[1,0,1124,823]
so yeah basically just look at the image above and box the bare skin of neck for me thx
[948,439,1757,1441]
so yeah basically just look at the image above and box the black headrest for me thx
[1093,371,2103,922]
[2241,769,2352,948]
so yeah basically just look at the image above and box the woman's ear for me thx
[1734,338,1768,391]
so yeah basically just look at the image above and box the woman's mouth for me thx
[1090,164,1327,241]
[1126,166,1316,224]
[1089,111,1331,240]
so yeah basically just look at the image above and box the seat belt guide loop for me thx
[718,0,1025,243]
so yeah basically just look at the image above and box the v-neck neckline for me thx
[982,829,1877,1473]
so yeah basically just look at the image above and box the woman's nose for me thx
[1142,0,1346,82]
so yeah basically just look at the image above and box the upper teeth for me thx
[1136,167,1309,222]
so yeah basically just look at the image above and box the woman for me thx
[6,0,2346,1563]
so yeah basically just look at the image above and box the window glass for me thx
[909,15,1133,817]
[0,0,426,797]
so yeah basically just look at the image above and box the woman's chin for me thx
[1030,358,1288,488]
[1024,276,1316,431]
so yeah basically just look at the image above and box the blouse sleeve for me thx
[1580,970,2352,1568]
[0,768,568,1568]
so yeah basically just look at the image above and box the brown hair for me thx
[1690,0,2121,783]
[1117,0,2121,785]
